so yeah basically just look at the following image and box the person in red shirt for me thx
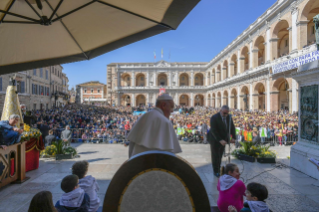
[124,121,131,137]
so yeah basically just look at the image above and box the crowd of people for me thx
[24,104,298,148]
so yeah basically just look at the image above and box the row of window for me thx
[33,103,49,110]
[32,84,50,96]
[84,89,100,93]
[33,68,49,80]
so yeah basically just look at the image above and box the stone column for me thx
[237,87,241,110]
[190,93,194,106]
[176,72,179,87]
[288,27,293,55]
[222,67,227,80]
[206,73,209,86]
[206,93,209,106]
[168,72,172,87]
[252,94,259,110]
[249,84,253,110]
[249,42,253,69]
[80,87,83,103]
[221,92,224,106]
[292,79,297,112]
[191,72,194,86]
[175,93,178,104]
[117,93,121,106]
[216,71,220,82]
[132,93,135,107]
[239,57,245,73]
[230,94,234,109]
[132,72,135,87]
[228,91,231,107]
[211,73,215,84]
[291,8,298,54]
[147,93,150,105]
[153,92,156,104]
[252,49,259,68]
[147,71,150,87]
[289,89,293,113]
[269,38,279,61]
[237,49,241,74]
[297,21,309,50]
[153,72,156,86]
[228,58,232,77]
[229,63,235,78]
[266,78,270,112]
[266,26,271,63]
[270,91,279,112]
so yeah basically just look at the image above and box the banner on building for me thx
[272,51,319,74]
[159,88,166,95]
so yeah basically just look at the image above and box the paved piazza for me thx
[0,143,319,212]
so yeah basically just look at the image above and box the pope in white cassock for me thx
[127,94,182,158]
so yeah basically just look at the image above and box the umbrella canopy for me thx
[0,0,200,74]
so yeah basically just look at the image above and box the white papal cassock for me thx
[127,107,182,158]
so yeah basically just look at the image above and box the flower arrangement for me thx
[258,150,276,158]
[21,124,42,142]
[40,145,57,158]
[40,141,77,159]
[232,143,276,160]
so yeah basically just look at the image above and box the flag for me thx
[153,50,156,59]
[161,48,163,59]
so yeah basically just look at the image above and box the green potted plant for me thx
[52,140,76,160]
[257,146,276,163]
[231,142,261,162]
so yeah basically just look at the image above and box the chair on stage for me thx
[102,151,211,212]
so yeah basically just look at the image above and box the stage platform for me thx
[0,143,318,212]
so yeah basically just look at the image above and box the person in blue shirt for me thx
[0,114,24,150]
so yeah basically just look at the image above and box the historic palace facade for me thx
[107,0,319,113]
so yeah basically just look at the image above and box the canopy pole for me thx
[25,0,43,22]
[49,0,64,22]
[51,0,98,23]
[45,0,89,60]
[97,0,174,30]
[0,9,40,23]
[0,0,16,24]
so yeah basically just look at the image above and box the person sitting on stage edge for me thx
[217,163,246,212]
[55,175,91,212]
[228,182,270,212]
[45,130,56,147]
[28,191,58,212]
[72,161,100,212]
[0,114,24,150]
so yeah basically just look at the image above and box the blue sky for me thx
[63,0,276,89]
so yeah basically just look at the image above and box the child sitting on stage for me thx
[55,175,91,212]
[217,163,246,212]
[72,161,100,212]
[228,182,270,212]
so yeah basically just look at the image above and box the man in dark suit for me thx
[207,105,236,177]
[37,121,50,140]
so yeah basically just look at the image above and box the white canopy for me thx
[0,0,200,74]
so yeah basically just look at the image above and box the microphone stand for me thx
[227,114,232,164]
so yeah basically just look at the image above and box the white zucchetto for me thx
[157,94,174,101]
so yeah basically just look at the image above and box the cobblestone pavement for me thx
[0,143,318,212]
